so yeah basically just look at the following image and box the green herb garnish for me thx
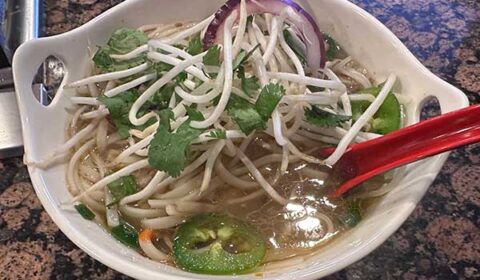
[305,106,351,128]
[232,44,260,71]
[208,129,227,139]
[255,83,285,120]
[186,35,203,56]
[148,117,205,177]
[324,33,339,61]
[203,45,221,66]
[92,28,148,72]
[227,83,285,135]
[74,203,95,220]
[107,176,137,206]
[111,220,139,248]
[237,66,260,97]
[184,106,205,121]
[340,200,362,228]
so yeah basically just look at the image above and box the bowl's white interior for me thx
[12,0,469,279]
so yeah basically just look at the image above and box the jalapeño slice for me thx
[351,85,402,134]
[173,213,266,275]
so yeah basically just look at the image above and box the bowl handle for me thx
[428,81,470,113]
[12,36,81,113]
[12,35,88,159]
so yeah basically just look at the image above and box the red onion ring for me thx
[203,0,327,69]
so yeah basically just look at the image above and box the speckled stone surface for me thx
[1,0,479,279]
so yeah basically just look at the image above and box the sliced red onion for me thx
[203,0,327,69]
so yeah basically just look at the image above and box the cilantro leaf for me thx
[227,95,266,135]
[305,106,351,128]
[255,83,285,120]
[148,121,204,177]
[175,71,188,85]
[98,90,156,138]
[159,108,174,131]
[232,44,259,71]
[98,91,138,138]
[237,66,260,97]
[184,106,205,121]
[107,28,148,54]
[203,45,221,66]
[92,47,115,71]
[107,176,137,206]
[186,35,202,56]
[242,76,261,97]
[92,28,148,72]
[93,47,146,72]
[154,62,173,74]
[208,129,227,139]
[150,83,175,110]
[324,33,339,61]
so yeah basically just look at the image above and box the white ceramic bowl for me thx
[12,0,469,279]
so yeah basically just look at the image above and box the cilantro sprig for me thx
[255,83,285,120]
[186,35,203,56]
[148,108,205,177]
[304,106,351,128]
[203,45,221,66]
[237,67,260,97]
[93,28,148,72]
[227,95,266,135]
[98,90,156,139]
[227,83,285,135]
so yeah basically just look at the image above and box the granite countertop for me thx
[1,0,479,279]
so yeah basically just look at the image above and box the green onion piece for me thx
[111,220,139,248]
[74,203,96,220]
[340,200,362,228]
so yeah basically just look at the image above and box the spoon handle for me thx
[334,104,480,197]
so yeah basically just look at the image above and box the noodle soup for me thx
[33,0,406,275]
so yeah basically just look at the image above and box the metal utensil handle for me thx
[1,0,42,63]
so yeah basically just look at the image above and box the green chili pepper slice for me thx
[173,213,266,275]
[351,85,402,134]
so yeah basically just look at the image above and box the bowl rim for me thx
[12,0,469,279]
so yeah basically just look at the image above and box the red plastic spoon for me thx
[321,104,480,198]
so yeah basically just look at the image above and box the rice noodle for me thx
[104,73,157,97]
[67,63,150,88]
[235,147,287,205]
[110,44,148,60]
[215,156,258,189]
[139,231,168,261]
[268,72,346,91]
[142,215,185,230]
